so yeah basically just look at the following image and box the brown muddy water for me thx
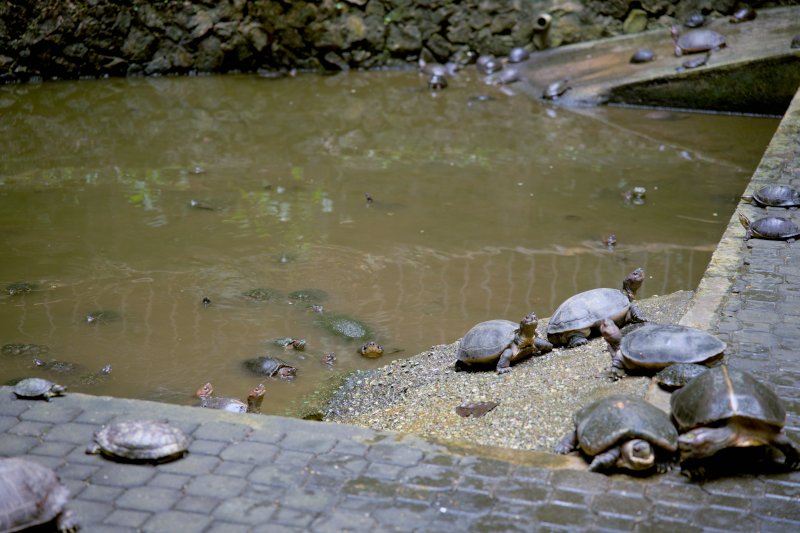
[0,70,777,415]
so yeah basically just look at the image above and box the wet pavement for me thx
[3,76,800,533]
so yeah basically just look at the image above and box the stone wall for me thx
[0,0,797,82]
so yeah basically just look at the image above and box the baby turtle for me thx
[739,213,800,241]
[5,282,35,296]
[742,185,800,208]
[85,310,121,324]
[671,26,726,56]
[671,366,800,479]
[242,355,297,379]
[195,382,265,414]
[0,457,79,532]
[359,341,384,358]
[730,6,756,23]
[428,74,448,90]
[677,52,710,71]
[456,312,552,374]
[684,13,706,28]
[654,363,708,391]
[547,268,646,348]
[630,48,655,64]
[242,288,283,301]
[507,47,530,63]
[601,321,725,379]
[554,395,678,474]
[78,364,113,386]
[86,420,189,463]
[488,66,523,86]
[14,378,66,401]
[543,79,571,100]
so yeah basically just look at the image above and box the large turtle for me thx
[741,185,800,208]
[14,378,66,401]
[554,395,678,474]
[0,457,79,532]
[242,355,297,379]
[547,268,646,348]
[671,365,800,479]
[86,419,190,463]
[600,321,725,379]
[671,26,726,56]
[195,382,265,414]
[739,213,800,241]
[456,312,552,374]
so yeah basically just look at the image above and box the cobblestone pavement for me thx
[3,98,800,533]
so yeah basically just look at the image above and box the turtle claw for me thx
[496,366,512,375]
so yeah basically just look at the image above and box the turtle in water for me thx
[729,6,756,23]
[32,358,85,375]
[507,47,530,63]
[86,419,190,463]
[314,312,370,340]
[195,382,265,414]
[242,288,284,301]
[554,395,678,474]
[741,185,800,208]
[487,66,522,86]
[288,288,329,303]
[0,457,79,532]
[359,341,384,358]
[456,312,553,373]
[14,378,66,401]
[242,355,297,379]
[428,74,448,90]
[273,337,306,351]
[189,199,215,210]
[600,320,725,379]
[671,26,726,56]
[543,79,571,100]
[630,48,655,64]
[6,282,36,296]
[546,268,646,348]
[654,363,708,391]
[78,364,113,386]
[2,342,49,357]
[85,310,121,324]
[739,213,800,241]
[671,366,800,479]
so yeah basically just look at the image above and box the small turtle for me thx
[601,321,725,380]
[741,185,800,208]
[488,66,522,86]
[85,310,121,324]
[546,268,646,348]
[6,282,35,296]
[543,79,571,100]
[33,358,85,375]
[195,382,265,414]
[2,342,49,357]
[684,13,705,28]
[288,288,329,303]
[314,313,370,340]
[273,337,306,351]
[359,341,384,358]
[202,296,211,306]
[792,34,800,49]
[739,212,800,241]
[554,395,678,474]
[603,234,617,248]
[242,356,297,379]
[476,55,502,75]
[671,26,726,56]
[242,288,283,301]
[428,74,448,90]
[78,364,113,386]
[189,199,215,210]
[321,352,337,366]
[456,312,552,373]
[730,6,756,23]
[630,48,655,64]
[86,419,189,463]
[0,457,79,532]
[654,363,708,391]
[507,47,530,63]
[623,186,647,205]
[677,52,710,71]
[671,366,800,479]
[14,378,66,401]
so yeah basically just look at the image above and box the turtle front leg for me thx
[588,446,621,472]
[534,337,553,355]
[628,303,647,323]
[610,352,627,380]
[496,347,514,374]
[554,429,578,455]
[771,432,800,470]
[567,333,589,348]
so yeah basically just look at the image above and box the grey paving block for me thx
[19,402,81,424]
[693,505,762,531]
[371,499,438,529]
[366,442,425,467]
[309,507,379,532]
[276,485,338,513]
[270,504,316,528]
[184,473,247,499]
[308,452,368,478]
[249,462,308,488]
[116,486,182,512]
[175,494,220,514]
[156,452,220,475]
[0,398,30,416]
[279,429,338,454]
[549,469,610,493]
[400,463,459,489]
[188,438,227,456]
[494,476,549,502]
[0,433,40,455]
[104,509,152,529]
[213,496,277,524]
[77,485,123,503]
[213,459,255,478]
[361,460,404,480]
[68,498,114,526]
[753,495,800,522]
[28,440,78,458]
[192,421,251,442]
[8,419,50,437]
[342,475,401,499]
[206,522,252,533]
[0,415,18,432]
[141,510,212,533]
[41,421,97,445]
[219,440,279,463]
[91,463,156,488]
[58,462,100,483]
[536,501,592,528]
[591,491,652,520]
[148,472,190,490]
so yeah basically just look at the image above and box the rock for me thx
[623,9,648,34]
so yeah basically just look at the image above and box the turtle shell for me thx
[574,395,677,456]
[670,366,786,432]
[0,458,75,532]
[242,356,296,377]
[199,396,247,413]
[654,363,708,391]
[547,288,631,343]
[457,320,518,364]
[619,324,725,372]
[13,377,65,400]
[314,313,370,340]
[88,420,189,462]
[507,47,530,63]
[677,29,726,53]
[750,216,800,240]
[751,185,800,207]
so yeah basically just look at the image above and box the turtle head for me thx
[678,426,738,460]
[100,364,112,375]
[359,341,385,358]
[519,312,539,333]
[619,439,655,471]
[599,319,622,349]
[738,212,751,229]
[622,267,645,300]
[195,382,213,399]
[276,365,297,379]
[670,25,680,42]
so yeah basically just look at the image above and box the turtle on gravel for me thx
[86,420,190,463]
[600,321,725,380]
[242,355,297,379]
[456,312,553,373]
[671,365,800,479]
[671,26,726,56]
[547,267,646,348]
[0,457,79,532]
[741,185,800,208]
[630,48,655,64]
[543,79,571,100]
[739,212,800,241]
[554,395,678,474]
[359,341,384,358]
[13,377,66,401]
[654,363,708,391]
[195,382,265,414]
[729,6,756,23]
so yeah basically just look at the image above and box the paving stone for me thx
[549,469,609,493]
[9,419,50,437]
[360,460,404,480]
[175,494,220,514]
[693,505,761,531]
[366,442,425,467]
[19,402,81,424]
[156,452,220,475]
[438,488,497,513]
[277,485,338,513]
[58,462,100,483]
[457,473,503,493]
[0,398,29,416]
[458,455,512,478]
[184,473,247,499]
[342,475,401,499]
[41,421,97,444]
[371,499,438,528]
[219,440,279,463]
[148,472,190,490]
[28,440,77,457]
[78,484,124,503]
[205,522,251,533]
[400,463,459,489]
[753,495,800,522]
[494,476,549,502]
[104,509,152,529]
[278,430,338,455]
[73,409,119,425]
[759,516,800,533]
[91,463,156,488]
[68,498,114,525]
[250,462,309,488]
[591,491,651,520]
[116,486,182,512]
[213,497,278,524]
[0,433,40,455]
[213,459,255,478]
[191,421,251,442]
[140,510,212,533]
[308,452,368,478]
[330,437,369,456]
[536,501,591,528]
[271,504,317,528]
[0,414,18,433]
[188,438,227,456]
[309,507,379,532]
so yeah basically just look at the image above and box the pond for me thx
[0,70,777,415]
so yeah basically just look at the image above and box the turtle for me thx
[600,321,725,379]
[2,342,49,357]
[195,382,265,414]
[6,282,36,296]
[0,457,79,532]
[475,55,502,75]
[14,378,66,401]
[85,310,121,324]
[507,47,530,63]
[543,79,571,100]
[739,212,800,241]
[676,52,710,71]
[630,48,655,64]
[321,352,337,366]
[314,312,370,340]
[554,395,678,474]
[242,355,297,379]
[671,365,800,479]
[741,185,800,208]
[671,26,727,56]
[419,60,449,77]
[456,312,553,374]
[77,364,113,386]
[273,337,306,351]
[488,67,522,86]
[729,6,756,23]
[288,288,329,303]
[188,199,215,210]
[86,419,190,463]
[684,13,706,28]
[359,341,384,358]
[546,267,646,348]
[242,288,283,301]
[793,34,800,49]
[428,74,448,90]
[32,358,85,375]
[654,363,708,391]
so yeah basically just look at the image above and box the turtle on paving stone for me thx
[14,377,66,401]
[600,320,725,380]
[677,52,710,71]
[0,457,79,532]
[739,212,800,241]
[195,382,265,414]
[554,395,678,474]
[654,363,708,391]
[741,185,800,208]
[630,48,655,64]
[671,26,726,56]
[547,267,646,348]
[456,312,552,374]
[242,355,297,379]
[86,419,189,463]
[671,365,800,479]
[729,6,756,23]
